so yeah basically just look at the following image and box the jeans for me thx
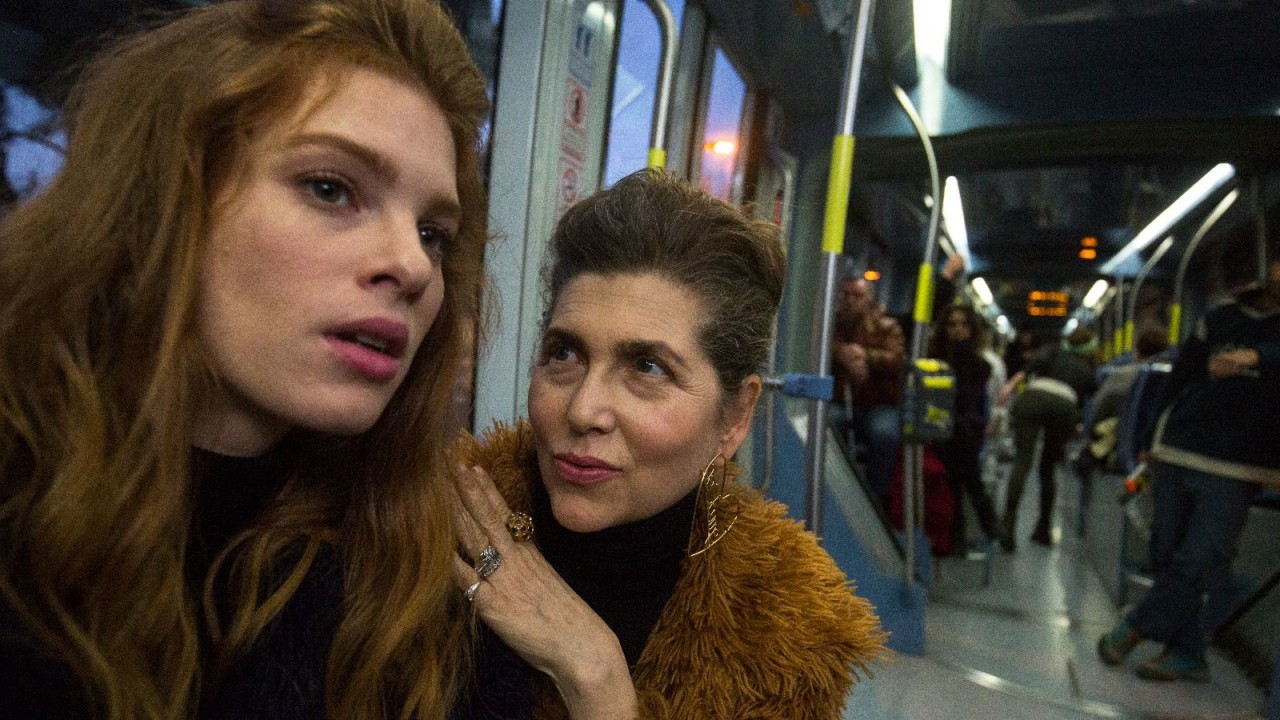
[1127,462,1261,661]
[831,403,901,507]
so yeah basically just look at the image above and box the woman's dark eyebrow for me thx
[285,132,399,185]
[283,131,462,220]
[542,327,583,350]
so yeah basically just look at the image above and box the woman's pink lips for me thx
[554,454,621,486]
[325,335,400,382]
[324,317,410,382]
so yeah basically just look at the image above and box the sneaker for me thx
[1031,527,1053,546]
[1134,652,1210,682]
[1097,621,1143,665]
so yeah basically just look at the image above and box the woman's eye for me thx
[305,177,353,206]
[418,223,453,258]
[536,342,577,366]
[633,357,667,377]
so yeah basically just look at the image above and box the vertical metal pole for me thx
[888,85,943,588]
[1251,177,1267,286]
[640,0,677,169]
[804,0,876,533]
[1112,277,1125,358]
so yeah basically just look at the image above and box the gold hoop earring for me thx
[688,452,739,557]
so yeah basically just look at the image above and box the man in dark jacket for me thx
[831,277,906,507]
[1098,247,1280,683]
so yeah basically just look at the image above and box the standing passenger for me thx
[930,304,1004,553]
[0,1,490,717]
[451,170,887,719]
[997,328,1097,549]
[1099,245,1280,683]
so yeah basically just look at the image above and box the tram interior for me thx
[4,0,1280,718]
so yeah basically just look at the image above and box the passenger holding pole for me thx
[830,276,906,508]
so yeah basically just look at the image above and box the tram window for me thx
[698,47,745,203]
[440,0,505,159]
[2,84,64,208]
[603,0,685,187]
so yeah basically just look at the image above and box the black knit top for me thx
[454,480,696,720]
[531,479,695,667]
[0,444,340,719]
[192,444,342,720]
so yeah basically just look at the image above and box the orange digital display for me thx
[1027,290,1068,317]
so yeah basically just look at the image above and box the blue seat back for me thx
[1115,359,1175,474]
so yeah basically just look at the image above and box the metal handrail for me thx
[889,80,943,588]
[640,0,677,169]
[1170,189,1238,344]
[803,0,875,535]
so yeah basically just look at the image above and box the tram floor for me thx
[840,461,1266,720]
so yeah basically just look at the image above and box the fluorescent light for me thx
[1100,163,1235,274]
[942,176,969,264]
[971,276,994,306]
[913,0,952,71]
[1063,318,1080,336]
[1082,279,1110,308]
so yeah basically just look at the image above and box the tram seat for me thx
[1083,361,1122,434]
[1114,360,1174,475]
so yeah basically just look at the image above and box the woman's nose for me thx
[362,217,434,302]
[565,371,616,434]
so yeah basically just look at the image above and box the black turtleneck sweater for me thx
[454,481,696,720]
[188,446,294,594]
[530,480,695,667]
[192,444,343,720]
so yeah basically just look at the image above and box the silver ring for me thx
[463,580,482,603]
[474,544,502,579]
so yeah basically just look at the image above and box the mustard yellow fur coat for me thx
[456,422,888,719]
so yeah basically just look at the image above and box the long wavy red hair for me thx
[0,0,488,717]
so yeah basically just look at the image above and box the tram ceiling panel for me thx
[947,0,1280,85]
[697,0,916,124]
[696,0,842,119]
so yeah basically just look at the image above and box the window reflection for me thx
[699,47,744,203]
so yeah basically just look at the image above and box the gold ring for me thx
[506,511,535,542]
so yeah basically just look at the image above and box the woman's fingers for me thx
[454,463,515,552]
[452,554,489,605]
[449,482,491,558]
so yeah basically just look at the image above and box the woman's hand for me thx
[451,464,638,719]
[997,371,1027,406]
[1207,347,1260,379]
